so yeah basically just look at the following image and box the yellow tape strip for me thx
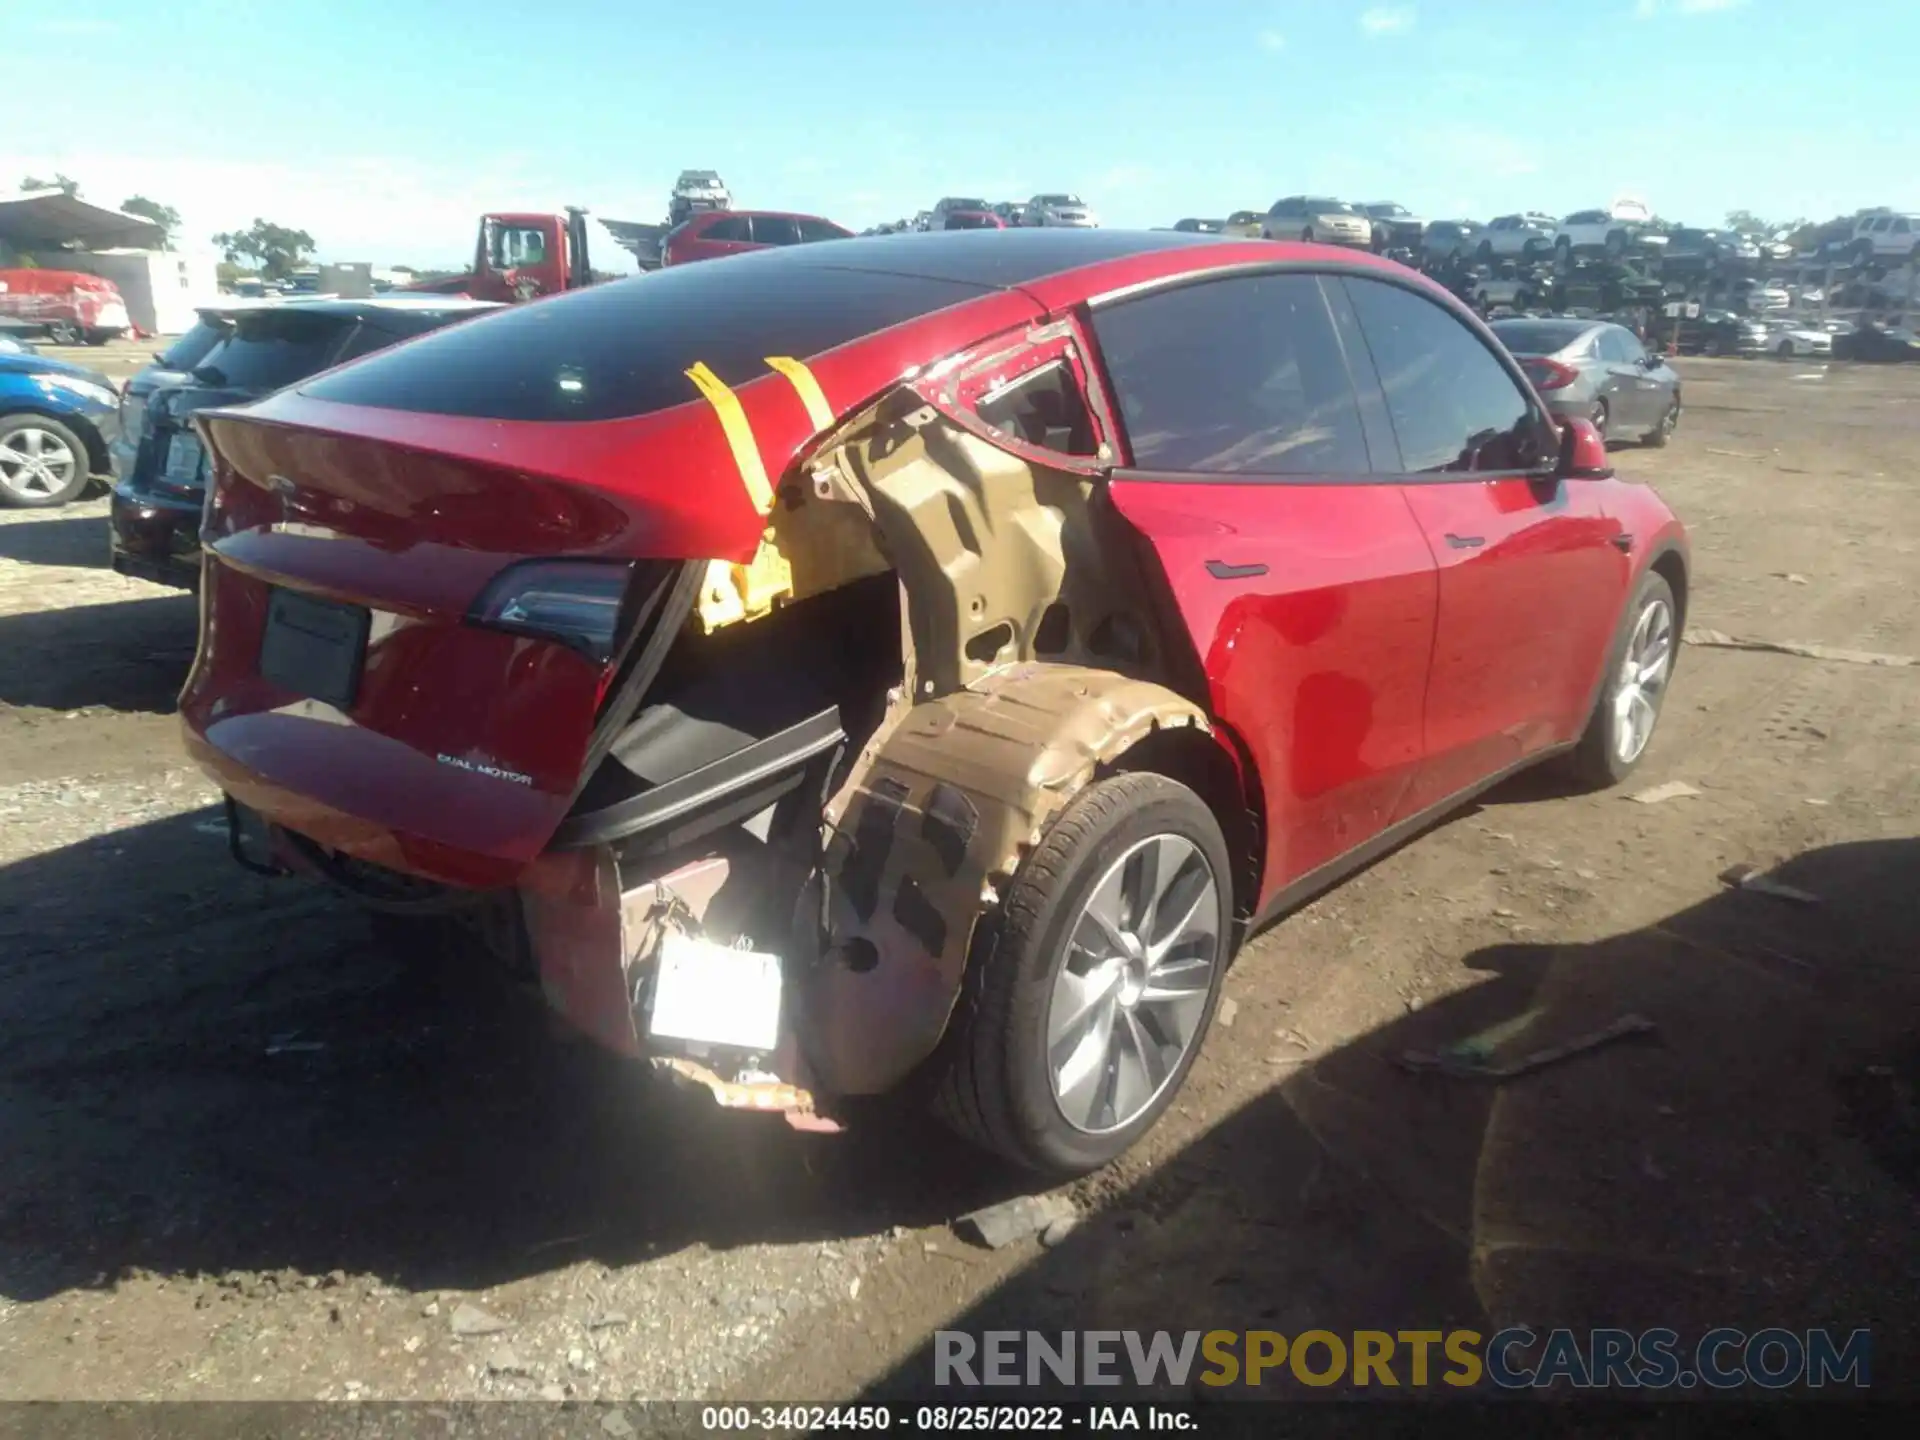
[763,355,834,432]
[684,361,773,514]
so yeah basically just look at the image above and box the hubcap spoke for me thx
[1614,598,1673,762]
[1046,830,1222,1135]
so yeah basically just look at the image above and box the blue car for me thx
[1,345,121,508]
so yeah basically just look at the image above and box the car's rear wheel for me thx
[1564,570,1678,789]
[1776,339,1794,358]
[1703,338,1723,357]
[1644,399,1679,447]
[1590,398,1609,439]
[1299,227,1313,242]
[932,772,1231,1175]
[0,414,91,508]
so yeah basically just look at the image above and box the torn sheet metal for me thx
[805,662,1213,1095]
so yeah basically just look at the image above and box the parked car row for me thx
[864,194,1103,234]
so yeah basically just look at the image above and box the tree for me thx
[120,195,182,249]
[211,218,316,280]
[20,173,81,197]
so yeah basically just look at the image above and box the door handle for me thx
[1610,533,1634,552]
[1205,559,1269,580]
[1444,533,1485,549]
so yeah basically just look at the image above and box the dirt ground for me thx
[1,355,1916,1403]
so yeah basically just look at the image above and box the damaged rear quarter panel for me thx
[806,663,1212,1095]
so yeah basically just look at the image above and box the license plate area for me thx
[646,930,783,1054]
[258,588,370,710]
[162,431,205,488]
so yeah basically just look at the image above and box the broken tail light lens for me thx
[470,559,634,663]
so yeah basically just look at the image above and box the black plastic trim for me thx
[551,706,845,850]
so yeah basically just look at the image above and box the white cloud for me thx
[1359,6,1416,35]
[1258,29,1287,51]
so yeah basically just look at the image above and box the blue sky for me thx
[4,0,1910,265]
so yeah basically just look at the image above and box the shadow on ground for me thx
[0,807,1032,1305]
[0,514,113,569]
[0,594,198,714]
[865,837,1920,1401]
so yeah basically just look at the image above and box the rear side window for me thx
[702,215,751,242]
[1340,275,1546,474]
[155,318,231,371]
[300,263,994,422]
[973,361,1096,456]
[796,218,847,242]
[750,216,801,246]
[196,311,352,391]
[1091,272,1370,476]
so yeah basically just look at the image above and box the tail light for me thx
[470,559,634,662]
[1523,357,1579,391]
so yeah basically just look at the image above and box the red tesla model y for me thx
[179,229,1687,1174]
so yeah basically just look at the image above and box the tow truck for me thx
[400,207,600,302]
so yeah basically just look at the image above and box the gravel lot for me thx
[1,355,1916,1401]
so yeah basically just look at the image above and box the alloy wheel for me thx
[1046,833,1221,1135]
[0,427,80,502]
[1613,597,1674,764]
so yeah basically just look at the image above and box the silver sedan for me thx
[1490,318,1682,446]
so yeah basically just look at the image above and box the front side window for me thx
[1341,275,1548,474]
[796,217,849,242]
[1091,272,1370,476]
[489,225,548,269]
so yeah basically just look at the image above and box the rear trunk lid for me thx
[181,263,1038,888]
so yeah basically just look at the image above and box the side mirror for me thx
[1556,416,1614,480]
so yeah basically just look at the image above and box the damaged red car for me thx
[180,230,1688,1174]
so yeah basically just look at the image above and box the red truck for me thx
[400,208,600,302]
[0,268,133,344]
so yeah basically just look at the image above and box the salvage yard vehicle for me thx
[110,304,262,477]
[1850,211,1919,265]
[1361,202,1425,253]
[1477,213,1556,262]
[1262,197,1371,248]
[1223,210,1266,238]
[109,298,499,586]
[0,267,133,346]
[1022,194,1097,228]
[181,230,1688,1175]
[1490,316,1682,445]
[1,344,120,507]
[1555,205,1669,261]
[1422,219,1484,265]
[669,170,732,228]
[1663,306,1768,357]
[1764,319,1834,358]
[662,211,853,265]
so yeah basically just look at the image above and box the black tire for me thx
[1703,338,1722,357]
[1643,397,1679,447]
[1555,237,1572,266]
[83,330,113,346]
[1590,398,1609,440]
[46,320,83,346]
[1476,240,1494,263]
[932,772,1232,1175]
[1299,227,1313,243]
[1563,570,1679,790]
[0,413,92,508]
[1776,339,1794,358]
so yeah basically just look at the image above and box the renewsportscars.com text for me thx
[933,1327,1871,1391]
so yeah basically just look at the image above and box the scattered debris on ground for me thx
[1685,627,1917,668]
[1719,862,1822,906]
[1397,1014,1659,1081]
[956,1194,1079,1250]
[1629,780,1702,804]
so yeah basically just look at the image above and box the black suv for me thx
[109,299,499,589]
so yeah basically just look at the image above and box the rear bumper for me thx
[108,481,201,589]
